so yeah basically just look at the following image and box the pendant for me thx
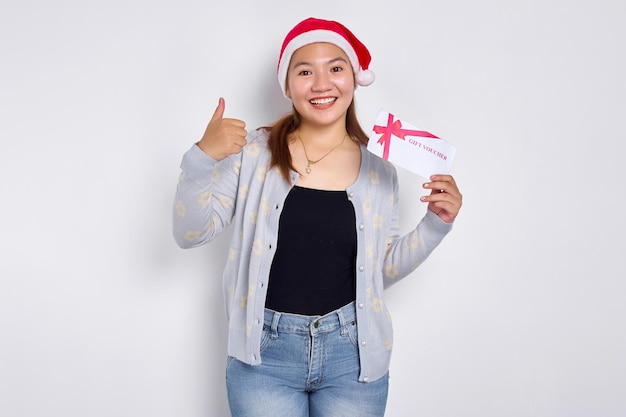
[306,161,312,174]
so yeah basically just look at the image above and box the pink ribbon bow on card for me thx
[373,113,439,160]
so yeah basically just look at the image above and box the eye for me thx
[331,66,343,73]
[298,70,312,76]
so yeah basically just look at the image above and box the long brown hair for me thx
[264,100,370,182]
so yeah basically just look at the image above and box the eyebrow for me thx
[291,56,349,69]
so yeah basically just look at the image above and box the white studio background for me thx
[1,0,624,416]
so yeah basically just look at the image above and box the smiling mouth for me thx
[310,97,336,106]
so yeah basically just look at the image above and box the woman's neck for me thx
[298,123,348,148]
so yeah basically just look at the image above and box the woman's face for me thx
[285,42,355,128]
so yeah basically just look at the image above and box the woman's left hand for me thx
[420,175,463,224]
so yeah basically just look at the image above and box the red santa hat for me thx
[277,17,375,96]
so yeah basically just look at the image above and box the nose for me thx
[311,72,332,91]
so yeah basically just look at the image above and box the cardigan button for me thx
[359,223,364,230]
[358,303,364,309]
[363,376,369,383]
[359,265,365,272]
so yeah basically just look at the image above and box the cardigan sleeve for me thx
[381,170,454,288]
[172,144,242,248]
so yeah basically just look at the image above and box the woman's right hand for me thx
[197,97,248,160]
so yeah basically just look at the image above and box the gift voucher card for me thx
[367,109,457,179]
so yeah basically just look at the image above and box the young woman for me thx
[173,17,462,417]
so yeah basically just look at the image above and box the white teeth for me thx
[310,97,336,105]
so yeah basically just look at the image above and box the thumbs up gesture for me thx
[197,97,248,161]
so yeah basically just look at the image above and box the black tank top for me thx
[265,186,357,315]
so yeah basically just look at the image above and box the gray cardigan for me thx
[173,128,453,383]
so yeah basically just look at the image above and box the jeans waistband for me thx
[263,301,356,336]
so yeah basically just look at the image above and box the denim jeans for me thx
[226,301,389,417]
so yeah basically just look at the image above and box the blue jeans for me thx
[226,301,389,417]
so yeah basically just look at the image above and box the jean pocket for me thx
[345,319,359,347]
[259,324,272,352]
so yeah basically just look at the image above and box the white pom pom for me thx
[355,69,375,86]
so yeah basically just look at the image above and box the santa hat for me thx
[277,17,375,96]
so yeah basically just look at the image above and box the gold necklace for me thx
[297,132,347,174]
